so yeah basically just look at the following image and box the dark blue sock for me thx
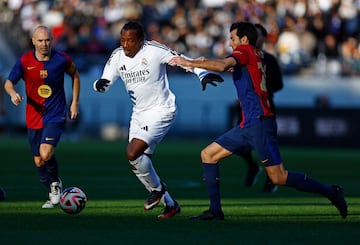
[285,171,333,198]
[46,155,59,183]
[36,165,51,191]
[203,163,222,214]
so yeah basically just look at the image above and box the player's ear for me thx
[240,36,247,44]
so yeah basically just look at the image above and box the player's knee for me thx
[33,157,44,167]
[200,148,207,161]
[201,148,214,163]
[39,144,54,162]
[39,150,52,162]
[126,148,139,161]
[127,153,137,161]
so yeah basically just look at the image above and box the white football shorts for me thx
[129,105,177,154]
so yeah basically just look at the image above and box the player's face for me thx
[229,29,249,50]
[32,28,52,58]
[120,29,143,57]
[229,29,242,50]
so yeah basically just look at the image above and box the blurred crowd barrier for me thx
[275,107,360,148]
[2,72,360,146]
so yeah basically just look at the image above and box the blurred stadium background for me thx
[2,0,360,147]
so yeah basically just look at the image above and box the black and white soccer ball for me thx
[60,187,87,214]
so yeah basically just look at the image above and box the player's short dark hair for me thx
[254,23,268,37]
[121,21,145,40]
[230,22,258,46]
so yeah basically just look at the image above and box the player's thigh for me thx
[41,122,65,146]
[129,107,176,154]
[251,118,282,166]
[27,128,42,156]
[214,125,251,155]
[40,122,65,159]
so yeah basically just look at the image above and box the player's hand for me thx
[201,73,224,91]
[69,102,79,120]
[169,56,187,67]
[10,93,24,106]
[94,79,110,92]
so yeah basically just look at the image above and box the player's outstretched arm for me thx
[93,79,111,93]
[176,55,224,91]
[168,53,225,90]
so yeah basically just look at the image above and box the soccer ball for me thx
[60,187,87,214]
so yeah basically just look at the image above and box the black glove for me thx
[201,73,224,91]
[95,79,110,92]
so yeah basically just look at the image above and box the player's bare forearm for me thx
[69,73,80,119]
[71,72,80,99]
[169,56,232,72]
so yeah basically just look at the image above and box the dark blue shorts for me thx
[215,117,282,166]
[27,122,65,156]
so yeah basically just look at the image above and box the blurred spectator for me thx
[2,0,360,77]
[276,25,303,74]
[340,37,360,76]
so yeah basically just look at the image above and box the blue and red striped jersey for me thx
[8,50,72,129]
[229,44,274,128]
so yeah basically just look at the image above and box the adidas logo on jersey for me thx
[141,126,148,131]
[120,65,126,71]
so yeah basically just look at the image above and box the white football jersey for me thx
[101,40,186,113]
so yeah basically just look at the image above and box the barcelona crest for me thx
[40,70,48,79]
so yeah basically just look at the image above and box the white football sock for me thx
[129,154,161,191]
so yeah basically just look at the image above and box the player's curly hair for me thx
[230,22,258,46]
[121,21,145,41]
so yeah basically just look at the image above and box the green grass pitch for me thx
[0,137,359,244]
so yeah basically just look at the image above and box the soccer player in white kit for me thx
[94,21,223,218]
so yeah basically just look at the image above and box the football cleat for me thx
[158,201,181,219]
[49,179,62,205]
[144,182,166,211]
[42,199,55,209]
[189,210,224,221]
[329,185,348,219]
[244,165,262,187]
